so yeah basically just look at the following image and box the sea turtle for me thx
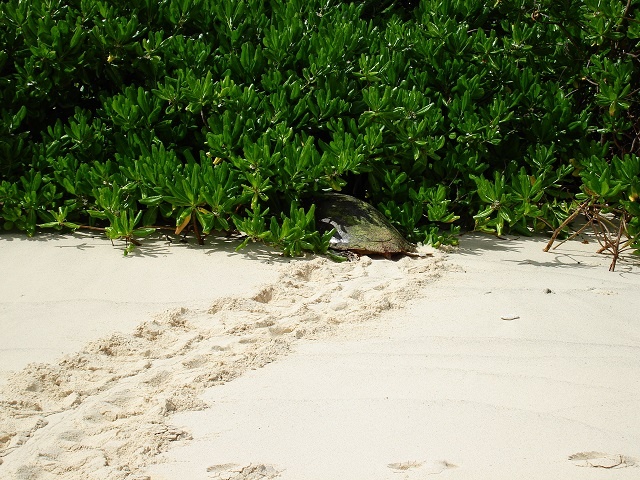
[315,193,419,258]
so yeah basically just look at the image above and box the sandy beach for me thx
[1,230,639,479]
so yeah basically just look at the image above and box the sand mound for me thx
[0,253,443,479]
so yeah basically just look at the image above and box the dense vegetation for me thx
[1,0,639,255]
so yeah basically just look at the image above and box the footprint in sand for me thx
[387,459,457,478]
[206,463,280,479]
[569,451,637,468]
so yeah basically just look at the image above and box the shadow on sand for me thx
[454,231,640,274]
[0,229,294,265]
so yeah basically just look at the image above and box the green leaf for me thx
[133,228,157,238]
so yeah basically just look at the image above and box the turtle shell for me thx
[315,193,416,256]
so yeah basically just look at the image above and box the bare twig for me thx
[551,216,594,250]
[545,201,635,271]
[543,200,589,252]
[608,214,625,271]
[76,225,106,232]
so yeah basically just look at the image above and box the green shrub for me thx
[0,0,638,255]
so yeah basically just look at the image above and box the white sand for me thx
[1,230,639,479]
[0,232,282,383]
